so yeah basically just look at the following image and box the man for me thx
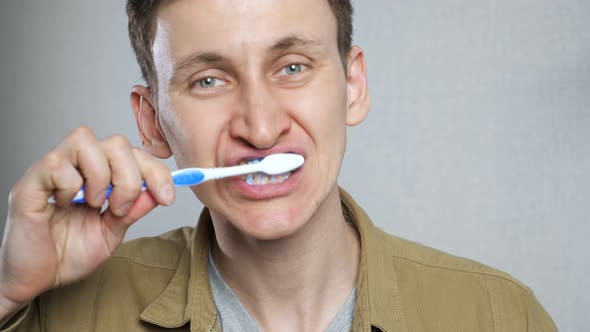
[0,0,557,331]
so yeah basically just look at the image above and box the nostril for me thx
[229,105,291,150]
[237,138,257,149]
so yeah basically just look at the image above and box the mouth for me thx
[239,158,293,186]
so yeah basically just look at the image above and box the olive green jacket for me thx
[3,188,557,331]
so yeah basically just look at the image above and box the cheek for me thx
[159,94,232,168]
[283,74,348,149]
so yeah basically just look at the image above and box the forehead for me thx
[152,0,339,62]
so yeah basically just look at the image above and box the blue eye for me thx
[281,64,306,76]
[198,77,218,88]
[286,64,302,75]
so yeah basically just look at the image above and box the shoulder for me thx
[377,227,529,289]
[375,229,557,331]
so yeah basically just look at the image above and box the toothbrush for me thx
[48,153,304,204]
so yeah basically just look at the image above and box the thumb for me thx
[100,191,159,251]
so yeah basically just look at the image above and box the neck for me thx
[210,186,360,331]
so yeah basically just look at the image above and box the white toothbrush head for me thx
[259,153,304,175]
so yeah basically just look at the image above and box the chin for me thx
[202,168,336,242]
[236,206,311,241]
[209,202,312,241]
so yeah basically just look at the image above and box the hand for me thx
[0,126,175,318]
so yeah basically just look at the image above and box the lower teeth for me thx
[243,172,291,185]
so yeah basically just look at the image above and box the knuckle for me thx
[104,135,131,150]
[64,127,96,153]
[131,147,148,159]
[86,174,111,193]
[71,126,95,141]
[115,178,142,196]
[43,151,64,172]
[82,161,110,187]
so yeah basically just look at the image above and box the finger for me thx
[9,153,77,217]
[56,126,111,208]
[132,148,175,206]
[100,191,159,250]
[100,135,142,217]
[49,162,84,208]
[8,127,109,215]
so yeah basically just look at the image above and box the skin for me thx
[0,128,175,324]
[0,0,370,330]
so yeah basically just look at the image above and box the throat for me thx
[209,219,361,330]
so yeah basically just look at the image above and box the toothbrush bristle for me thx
[261,153,304,175]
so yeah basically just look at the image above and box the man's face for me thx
[149,0,366,239]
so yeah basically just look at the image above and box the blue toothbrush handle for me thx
[171,168,206,187]
[49,168,207,205]
[68,183,136,205]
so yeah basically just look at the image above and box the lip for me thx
[229,165,302,200]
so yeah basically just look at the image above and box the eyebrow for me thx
[170,35,325,84]
[172,52,224,81]
[270,35,324,51]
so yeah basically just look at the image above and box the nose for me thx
[230,82,291,149]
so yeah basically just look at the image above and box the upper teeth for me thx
[240,158,291,185]
[239,158,263,165]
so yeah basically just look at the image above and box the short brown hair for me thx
[127,0,353,90]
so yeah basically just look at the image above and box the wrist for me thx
[0,274,31,324]
[0,294,27,326]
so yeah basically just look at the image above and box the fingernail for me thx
[118,202,133,216]
[160,183,175,205]
[94,190,108,206]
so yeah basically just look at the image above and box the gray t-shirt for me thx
[208,250,356,332]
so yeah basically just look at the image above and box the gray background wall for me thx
[0,1,588,330]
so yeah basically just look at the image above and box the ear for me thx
[345,46,371,126]
[130,85,173,159]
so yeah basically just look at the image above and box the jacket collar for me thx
[140,188,408,332]
[140,208,218,331]
[340,188,408,332]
